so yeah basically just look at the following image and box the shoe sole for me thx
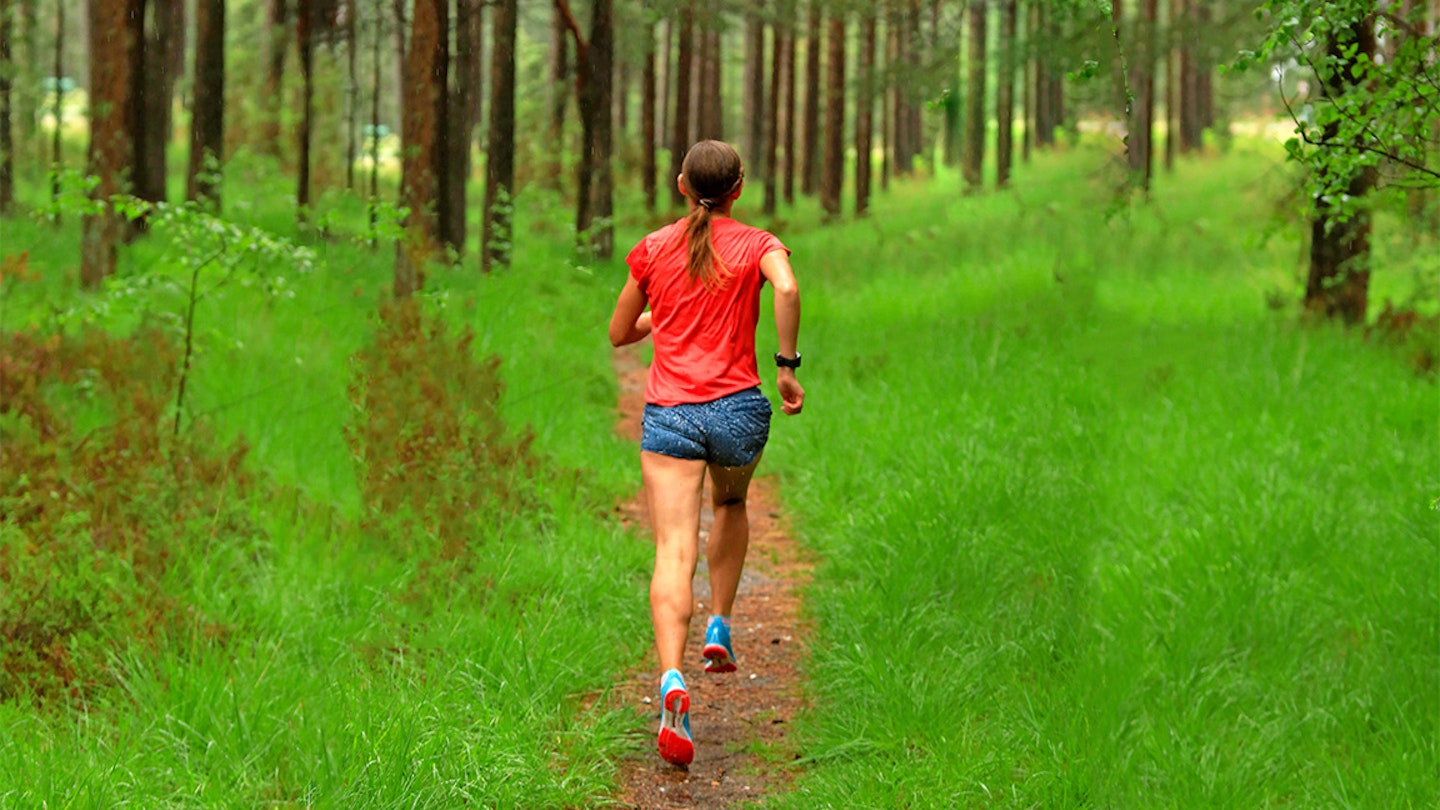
[702,644,737,673]
[657,687,693,765]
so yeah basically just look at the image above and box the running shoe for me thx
[657,669,693,765]
[702,615,737,673]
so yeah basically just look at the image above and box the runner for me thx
[608,140,805,766]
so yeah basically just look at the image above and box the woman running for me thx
[608,140,804,766]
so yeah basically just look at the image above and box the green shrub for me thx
[0,328,254,702]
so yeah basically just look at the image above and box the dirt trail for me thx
[609,346,812,810]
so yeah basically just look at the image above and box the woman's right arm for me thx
[609,276,652,347]
[760,249,804,416]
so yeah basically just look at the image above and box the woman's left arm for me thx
[609,275,652,347]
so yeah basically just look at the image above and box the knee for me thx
[713,494,747,510]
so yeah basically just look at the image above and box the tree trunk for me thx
[441,0,482,253]
[614,55,628,138]
[81,0,141,287]
[820,12,844,219]
[0,0,13,215]
[781,4,796,204]
[890,8,909,174]
[1022,0,1033,163]
[345,2,358,190]
[1164,0,1177,170]
[855,12,875,217]
[997,0,1016,188]
[369,0,382,236]
[1127,0,1155,196]
[642,21,657,212]
[582,0,614,258]
[763,17,784,217]
[132,0,181,217]
[881,27,890,190]
[48,0,61,206]
[187,0,224,206]
[297,0,314,220]
[699,26,721,140]
[962,0,986,193]
[16,0,34,156]
[658,18,671,159]
[482,0,516,272]
[744,7,765,170]
[396,0,449,292]
[670,3,693,206]
[260,0,289,156]
[1306,17,1377,324]
[549,4,570,139]
[800,0,821,196]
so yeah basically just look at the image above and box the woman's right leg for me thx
[641,450,709,673]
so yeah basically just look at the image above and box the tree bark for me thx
[1,0,13,215]
[820,12,844,219]
[997,0,1017,188]
[482,0,516,272]
[744,6,765,171]
[581,0,614,258]
[1164,0,1177,170]
[642,21,657,212]
[396,0,449,292]
[962,0,986,193]
[187,0,224,206]
[441,0,482,253]
[297,0,314,219]
[698,26,721,140]
[781,7,796,205]
[133,0,182,215]
[855,12,875,217]
[1306,16,1377,324]
[670,3,693,206]
[48,0,61,206]
[345,1,358,190]
[260,0,290,155]
[81,0,141,287]
[763,16,784,217]
[800,1,821,196]
[1022,0,1033,163]
[658,18,670,159]
[1127,0,1155,196]
[369,0,382,236]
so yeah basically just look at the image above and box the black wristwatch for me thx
[774,352,802,369]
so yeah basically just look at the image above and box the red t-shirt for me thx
[626,217,789,406]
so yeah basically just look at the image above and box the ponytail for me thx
[684,203,725,289]
[679,140,745,291]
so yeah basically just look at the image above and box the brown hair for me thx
[680,140,744,290]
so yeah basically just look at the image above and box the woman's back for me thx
[626,217,787,406]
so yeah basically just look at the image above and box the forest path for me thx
[609,346,812,810]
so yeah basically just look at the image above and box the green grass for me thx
[765,144,1437,807]
[1,139,1434,808]
[0,156,655,807]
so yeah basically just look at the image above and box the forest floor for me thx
[608,346,813,809]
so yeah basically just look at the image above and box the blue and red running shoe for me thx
[657,669,693,765]
[702,615,737,673]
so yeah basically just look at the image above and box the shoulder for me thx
[724,219,790,259]
[628,220,688,271]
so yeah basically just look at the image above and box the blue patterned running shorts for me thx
[641,387,773,467]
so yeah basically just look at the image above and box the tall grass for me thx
[0,156,654,807]
[766,145,1437,807]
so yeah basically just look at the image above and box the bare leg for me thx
[642,450,708,674]
[705,454,762,618]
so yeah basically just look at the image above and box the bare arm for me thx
[608,275,652,347]
[760,249,804,415]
